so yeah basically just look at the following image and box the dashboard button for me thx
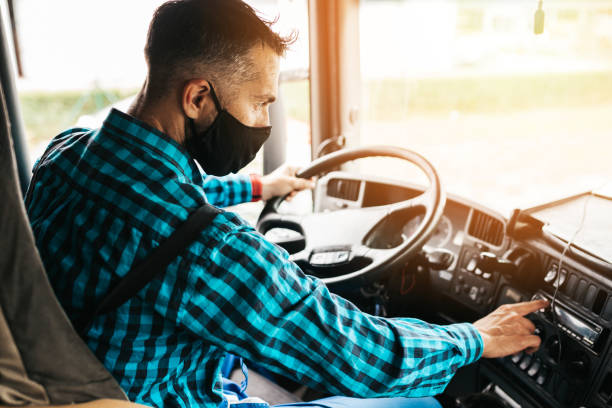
[564,273,578,297]
[552,268,567,288]
[527,358,541,377]
[511,352,523,364]
[584,284,598,309]
[466,257,478,273]
[575,279,588,303]
[534,324,544,337]
[536,365,549,386]
[469,286,479,301]
[482,272,492,280]
[544,264,558,284]
[519,354,533,371]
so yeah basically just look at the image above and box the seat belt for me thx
[75,204,222,336]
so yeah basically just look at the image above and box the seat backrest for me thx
[0,84,128,405]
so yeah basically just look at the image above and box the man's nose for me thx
[259,109,271,127]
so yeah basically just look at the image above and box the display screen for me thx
[554,304,600,345]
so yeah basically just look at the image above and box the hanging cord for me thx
[550,191,593,386]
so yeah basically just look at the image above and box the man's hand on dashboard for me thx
[261,164,315,201]
[474,299,549,359]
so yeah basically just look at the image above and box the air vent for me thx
[327,179,361,201]
[468,210,504,246]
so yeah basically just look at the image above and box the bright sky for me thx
[14,0,309,91]
[15,0,612,90]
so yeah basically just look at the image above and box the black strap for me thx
[75,204,221,335]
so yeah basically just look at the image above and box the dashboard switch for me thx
[519,354,533,371]
[575,279,588,303]
[527,358,541,377]
[511,352,523,364]
[468,286,478,301]
[544,264,558,284]
[584,284,598,309]
[564,273,578,297]
[536,365,549,386]
[552,268,567,288]
[466,257,478,273]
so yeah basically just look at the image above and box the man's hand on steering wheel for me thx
[261,164,316,202]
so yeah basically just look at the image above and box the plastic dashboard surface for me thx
[311,173,612,408]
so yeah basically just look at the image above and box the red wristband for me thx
[249,173,262,202]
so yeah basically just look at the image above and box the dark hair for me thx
[145,0,294,96]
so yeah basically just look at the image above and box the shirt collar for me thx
[101,108,200,180]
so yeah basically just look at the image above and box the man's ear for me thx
[182,79,212,119]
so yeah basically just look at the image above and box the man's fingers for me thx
[503,335,542,356]
[520,334,542,351]
[505,299,549,316]
[290,177,315,191]
[283,165,300,177]
[517,317,536,333]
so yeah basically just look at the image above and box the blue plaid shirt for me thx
[25,109,483,408]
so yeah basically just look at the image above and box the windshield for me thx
[358,0,612,216]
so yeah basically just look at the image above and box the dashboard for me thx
[269,172,612,408]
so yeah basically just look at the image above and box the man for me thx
[25,1,547,407]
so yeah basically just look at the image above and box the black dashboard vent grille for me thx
[468,210,504,246]
[327,179,361,201]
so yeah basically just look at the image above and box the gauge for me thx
[402,215,453,247]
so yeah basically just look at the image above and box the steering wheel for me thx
[256,146,446,289]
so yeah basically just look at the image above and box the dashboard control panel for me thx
[494,288,612,407]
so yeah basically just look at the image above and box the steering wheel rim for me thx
[257,145,446,288]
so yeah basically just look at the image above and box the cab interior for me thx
[1,1,612,407]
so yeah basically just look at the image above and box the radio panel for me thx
[532,292,608,354]
[495,290,611,407]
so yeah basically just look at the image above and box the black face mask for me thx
[185,83,271,176]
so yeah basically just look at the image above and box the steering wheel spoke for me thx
[386,187,433,214]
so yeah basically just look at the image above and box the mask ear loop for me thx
[207,82,223,112]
